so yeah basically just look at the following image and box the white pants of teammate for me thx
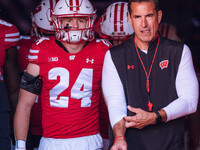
[38,133,103,150]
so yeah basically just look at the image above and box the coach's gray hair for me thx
[128,0,160,13]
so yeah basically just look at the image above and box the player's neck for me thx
[62,42,86,54]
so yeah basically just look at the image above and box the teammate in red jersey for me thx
[17,1,58,149]
[14,0,111,150]
[0,18,20,150]
[95,2,134,150]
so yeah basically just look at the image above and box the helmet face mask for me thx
[52,0,96,44]
[100,2,134,41]
[53,14,96,43]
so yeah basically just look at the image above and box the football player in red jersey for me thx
[95,2,134,150]
[0,18,20,150]
[14,0,111,150]
[17,0,58,149]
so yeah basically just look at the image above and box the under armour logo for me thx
[69,55,75,60]
[160,60,169,69]
[128,65,134,70]
[86,58,94,64]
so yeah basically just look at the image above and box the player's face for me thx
[62,17,87,30]
[128,2,162,47]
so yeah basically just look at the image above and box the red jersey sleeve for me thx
[0,19,20,49]
[28,43,40,64]
[28,37,50,64]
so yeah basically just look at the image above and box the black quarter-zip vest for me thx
[110,34,184,150]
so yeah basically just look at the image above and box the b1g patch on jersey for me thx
[160,60,169,70]
[48,57,59,62]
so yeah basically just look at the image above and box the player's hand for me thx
[124,105,156,129]
[111,138,127,150]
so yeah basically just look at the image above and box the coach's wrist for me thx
[158,109,167,122]
[114,135,126,143]
[155,111,162,124]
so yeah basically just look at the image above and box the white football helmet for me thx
[100,2,134,40]
[32,0,58,39]
[52,0,96,43]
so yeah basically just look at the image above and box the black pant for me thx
[0,111,11,150]
[0,81,11,150]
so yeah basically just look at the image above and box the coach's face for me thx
[128,1,162,49]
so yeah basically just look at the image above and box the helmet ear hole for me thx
[52,0,96,44]
[99,2,134,41]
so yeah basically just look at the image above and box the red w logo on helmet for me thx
[160,60,169,70]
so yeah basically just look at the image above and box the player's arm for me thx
[14,63,41,149]
[3,46,20,113]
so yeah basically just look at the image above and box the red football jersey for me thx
[28,36,111,138]
[0,19,20,68]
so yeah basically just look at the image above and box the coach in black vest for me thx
[102,0,199,150]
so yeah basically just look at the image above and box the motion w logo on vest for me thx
[160,60,169,70]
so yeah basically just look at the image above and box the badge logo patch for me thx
[69,55,75,60]
[160,60,169,69]
[48,57,59,62]
[127,65,134,70]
